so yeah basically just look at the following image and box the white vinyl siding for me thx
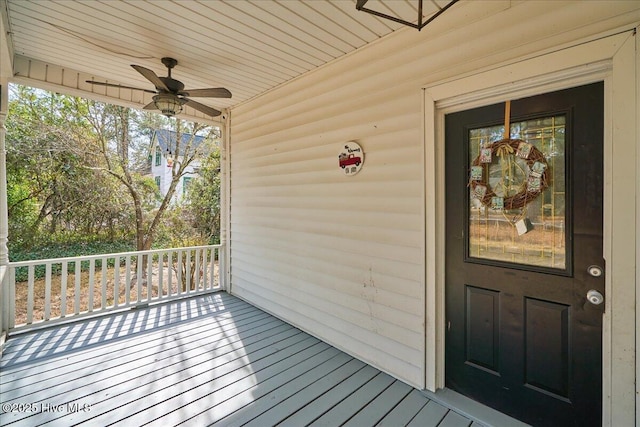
[229,65,426,385]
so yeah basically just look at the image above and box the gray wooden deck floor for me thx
[0,292,484,427]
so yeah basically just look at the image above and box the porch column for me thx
[220,110,231,292]
[0,77,8,265]
[0,78,8,344]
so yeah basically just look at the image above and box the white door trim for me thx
[423,28,638,426]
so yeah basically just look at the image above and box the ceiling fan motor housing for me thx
[159,77,185,93]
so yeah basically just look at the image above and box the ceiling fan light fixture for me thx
[153,94,183,117]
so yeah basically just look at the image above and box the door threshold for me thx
[419,388,531,427]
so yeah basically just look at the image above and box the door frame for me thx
[423,28,638,426]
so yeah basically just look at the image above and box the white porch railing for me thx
[3,244,225,332]
[0,265,7,345]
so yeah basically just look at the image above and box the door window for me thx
[467,115,567,270]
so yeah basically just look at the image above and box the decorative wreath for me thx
[469,138,550,210]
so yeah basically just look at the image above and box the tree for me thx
[6,85,129,246]
[84,103,218,251]
[6,84,221,262]
[185,146,221,244]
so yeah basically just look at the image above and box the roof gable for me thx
[152,129,207,154]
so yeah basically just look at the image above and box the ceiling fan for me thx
[86,57,231,117]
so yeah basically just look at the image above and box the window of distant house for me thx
[155,147,161,166]
[155,176,161,188]
[183,176,192,195]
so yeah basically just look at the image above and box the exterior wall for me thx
[229,0,640,400]
[229,78,426,386]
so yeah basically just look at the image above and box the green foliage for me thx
[6,83,222,257]
[6,176,39,246]
[9,240,135,282]
[153,205,209,249]
[6,85,137,246]
[184,148,222,244]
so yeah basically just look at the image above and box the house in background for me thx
[149,129,207,204]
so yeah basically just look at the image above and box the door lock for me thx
[587,265,603,277]
[587,289,604,305]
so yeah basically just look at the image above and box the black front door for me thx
[445,83,604,426]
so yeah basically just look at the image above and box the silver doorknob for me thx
[587,290,604,305]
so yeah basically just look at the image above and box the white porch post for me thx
[0,78,8,265]
[0,4,12,344]
[221,110,231,292]
[0,77,9,344]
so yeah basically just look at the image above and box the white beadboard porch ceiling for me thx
[2,0,454,122]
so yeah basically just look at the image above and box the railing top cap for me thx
[8,244,223,267]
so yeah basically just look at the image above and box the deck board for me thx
[407,401,450,427]
[308,372,396,426]
[341,380,413,426]
[242,358,367,427]
[0,292,483,427]
[211,352,354,427]
[376,389,431,426]
[439,410,474,427]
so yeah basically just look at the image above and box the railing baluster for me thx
[74,261,81,315]
[147,252,153,302]
[158,252,164,299]
[202,248,208,290]
[217,246,222,289]
[209,247,214,289]
[185,250,192,294]
[101,257,107,309]
[194,248,201,291]
[27,266,34,324]
[177,250,183,295]
[125,256,131,306]
[136,254,143,303]
[202,248,206,290]
[44,263,52,321]
[212,247,217,289]
[60,261,68,318]
[113,256,120,308]
[202,248,209,291]
[88,259,95,312]
[167,250,173,298]
[212,248,216,289]
[9,267,15,328]
[202,248,209,290]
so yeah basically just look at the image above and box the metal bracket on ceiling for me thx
[356,0,460,31]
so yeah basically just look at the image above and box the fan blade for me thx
[131,65,170,91]
[179,88,232,98]
[184,98,222,117]
[86,80,156,94]
[142,101,157,110]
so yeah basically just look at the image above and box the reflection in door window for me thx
[468,116,566,269]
